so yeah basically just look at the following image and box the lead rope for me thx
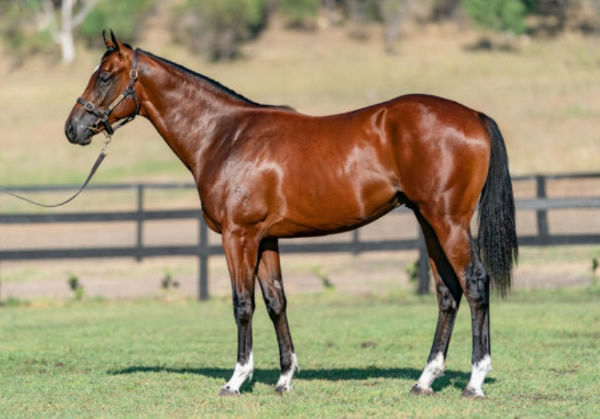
[0,135,111,208]
[1,50,140,208]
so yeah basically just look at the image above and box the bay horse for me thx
[65,32,517,398]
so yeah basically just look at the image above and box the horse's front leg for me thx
[256,238,298,393]
[219,229,260,396]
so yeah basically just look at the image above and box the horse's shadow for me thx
[109,365,495,393]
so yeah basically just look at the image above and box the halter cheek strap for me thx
[77,48,140,136]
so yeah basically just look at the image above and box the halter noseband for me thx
[77,48,140,136]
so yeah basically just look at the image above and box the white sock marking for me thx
[416,352,445,391]
[276,353,298,391]
[223,351,254,393]
[466,354,492,397]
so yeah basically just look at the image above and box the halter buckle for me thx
[84,102,95,112]
[130,69,138,80]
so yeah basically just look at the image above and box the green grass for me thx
[1,290,599,417]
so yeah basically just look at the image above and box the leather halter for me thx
[77,48,140,136]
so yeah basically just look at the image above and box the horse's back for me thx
[203,94,492,237]
[245,95,489,236]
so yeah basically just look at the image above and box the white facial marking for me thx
[465,355,492,397]
[222,351,254,393]
[415,352,445,391]
[276,353,298,391]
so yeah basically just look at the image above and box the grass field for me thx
[1,289,599,417]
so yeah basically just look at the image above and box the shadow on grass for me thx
[108,366,494,393]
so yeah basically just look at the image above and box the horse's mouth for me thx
[67,129,94,146]
[79,133,93,146]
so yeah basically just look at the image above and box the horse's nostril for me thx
[66,123,74,139]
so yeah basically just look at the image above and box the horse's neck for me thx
[138,56,250,178]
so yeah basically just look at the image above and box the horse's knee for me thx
[233,292,255,324]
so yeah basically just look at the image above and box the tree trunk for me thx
[59,0,75,63]
[325,0,337,26]
[56,0,99,63]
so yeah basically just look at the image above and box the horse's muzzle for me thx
[65,120,93,146]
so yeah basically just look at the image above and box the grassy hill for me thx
[1,20,599,186]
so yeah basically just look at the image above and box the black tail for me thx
[477,113,518,297]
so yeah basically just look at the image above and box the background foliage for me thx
[170,0,268,60]
[462,0,538,35]
[0,0,57,60]
[80,0,156,46]
[2,0,600,62]
[279,0,321,29]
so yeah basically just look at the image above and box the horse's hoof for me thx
[219,387,240,397]
[461,387,485,399]
[274,385,292,395]
[410,384,434,395]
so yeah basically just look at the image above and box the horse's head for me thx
[65,30,140,145]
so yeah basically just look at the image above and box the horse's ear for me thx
[109,29,121,54]
[102,29,109,48]
[103,29,118,52]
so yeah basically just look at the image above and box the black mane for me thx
[139,49,289,110]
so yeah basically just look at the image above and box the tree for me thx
[0,0,99,63]
[279,0,320,29]
[56,0,100,63]
[462,0,537,35]
[431,0,462,21]
[378,0,428,53]
[171,0,268,61]
[79,0,156,47]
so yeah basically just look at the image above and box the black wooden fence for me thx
[1,172,599,299]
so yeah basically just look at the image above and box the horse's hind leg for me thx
[412,214,463,395]
[256,238,298,393]
[219,230,260,396]
[416,208,492,398]
[462,240,491,399]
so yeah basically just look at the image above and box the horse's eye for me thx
[98,72,112,85]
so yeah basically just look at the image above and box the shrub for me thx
[68,274,85,301]
[171,0,268,60]
[80,0,156,46]
[462,0,537,35]
[0,1,57,62]
[280,0,320,29]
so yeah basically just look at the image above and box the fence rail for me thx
[1,172,599,299]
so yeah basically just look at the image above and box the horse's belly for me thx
[267,178,399,237]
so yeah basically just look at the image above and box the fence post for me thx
[198,215,209,301]
[352,229,361,255]
[136,184,144,262]
[536,175,549,238]
[417,228,430,294]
